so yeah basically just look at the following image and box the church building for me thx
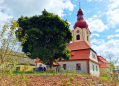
[35,7,110,77]
[57,8,100,76]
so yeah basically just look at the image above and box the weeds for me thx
[70,77,74,82]
[67,82,73,86]
[61,79,67,85]
[0,19,29,86]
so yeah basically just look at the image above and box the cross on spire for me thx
[79,2,81,9]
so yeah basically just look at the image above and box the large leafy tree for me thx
[16,9,72,68]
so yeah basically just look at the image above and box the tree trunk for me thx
[50,58,54,68]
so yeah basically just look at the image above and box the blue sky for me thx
[0,0,119,65]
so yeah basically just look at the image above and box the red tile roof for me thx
[53,62,60,66]
[67,41,91,50]
[35,59,60,66]
[99,63,108,68]
[97,55,109,63]
[58,49,90,61]
[35,58,41,63]
[45,62,60,66]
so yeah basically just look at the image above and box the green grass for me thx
[12,70,79,76]
[12,71,46,75]
[99,76,108,80]
[99,75,119,84]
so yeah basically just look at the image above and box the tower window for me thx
[87,36,88,41]
[76,34,80,40]
[77,30,79,33]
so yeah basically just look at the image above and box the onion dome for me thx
[73,9,88,29]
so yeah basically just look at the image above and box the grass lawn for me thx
[12,70,77,76]
[99,76,108,80]
[99,75,119,84]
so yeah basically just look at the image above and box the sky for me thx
[0,0,119,65]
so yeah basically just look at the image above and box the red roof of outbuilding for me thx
[46,62,60,66]
[35,58,41,63]
[97,55,109,63]
[35,59,60,66]
[99,63,108,68]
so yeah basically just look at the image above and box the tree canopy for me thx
[16,9,72,68]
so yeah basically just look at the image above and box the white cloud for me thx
[115,29,119,33]
[90,33,99,38]
[92,15,97,18]
[106,9,119,28]
[107,33,119,39]
[0,0,4,3]
[0,0,75,51]
[107,35,114,39]
[68,22,71,24]
[91,38,104,44]
[68,13,71,15]
[87,0,102,2]
[87,0,92,2]
[92,39,119,62]
[98,11,101,14]
[86,18,108,32]
[0,9,13,32]
[107,0,119,10]
[0,0,76,18]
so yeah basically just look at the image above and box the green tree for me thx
[16,9,72,68]
[0,19,29,86]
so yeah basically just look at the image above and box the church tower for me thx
[72,5,91,46]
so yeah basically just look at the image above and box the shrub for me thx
[0,19,29,86]
[67,82,73,86]
[61,79,67,85]
[70,77,74,82]
[72,68,76,76]
[61,68,64,75]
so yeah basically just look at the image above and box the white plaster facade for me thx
[89,50,98,63]
[89,50,100,76]
[36,63,46,68]
[57,61,87,73]
[89,61,100,76]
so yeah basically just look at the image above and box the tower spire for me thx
[79,2,81,9]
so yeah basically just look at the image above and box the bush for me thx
[70,77,74,82]
[67,82,73,86]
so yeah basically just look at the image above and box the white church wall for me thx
[58,61,87,73]
[89,61,100,77]
[89,50,98,63]
[36,63,46,68]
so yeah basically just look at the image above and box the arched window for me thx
[76,34,80,40]
[77,30,79,33]
[87,36,88,41]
